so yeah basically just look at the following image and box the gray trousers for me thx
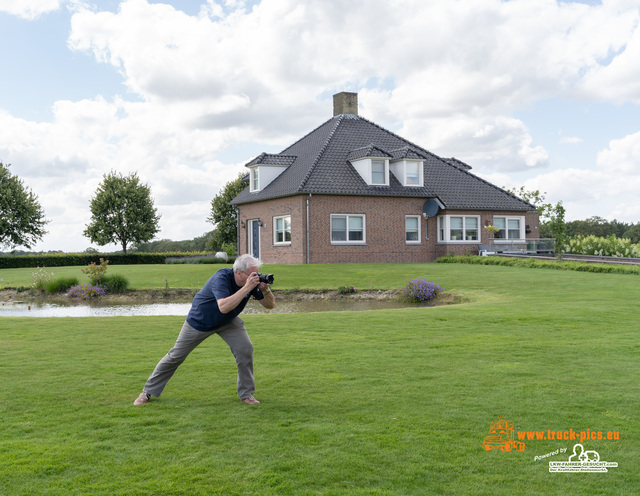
[142,317,255,400]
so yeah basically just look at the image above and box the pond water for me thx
[0,298,416,318]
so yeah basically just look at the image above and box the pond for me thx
[0,298,418,318]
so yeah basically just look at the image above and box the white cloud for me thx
[560,136,583,144]
[596,130,640,177]
[0,0,61,19]
[487,129,640,223]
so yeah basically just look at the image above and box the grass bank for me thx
[1,263,638,495]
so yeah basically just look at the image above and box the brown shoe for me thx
[241,396,260,405]
[133,392,151,406]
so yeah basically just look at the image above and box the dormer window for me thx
[245,153,296,194]
[348,145,391,187]
[349,157,390,186]
[388,159,423,187]
[371,160,388,185]
[250,167,260,192]
[406,162,420,186]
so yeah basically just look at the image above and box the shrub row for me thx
[165,255,235,265]
[436,254,640,275]
[562,235,640,258]
[0,252,206,269]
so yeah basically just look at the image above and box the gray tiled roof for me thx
[231,114,535,211]
[246,153,297,167]
[347,144,393,161]
[443,157,472,170]
[390,146,429,160]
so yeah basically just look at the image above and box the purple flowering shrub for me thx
[66,283,107,300]
[400,279,443,303]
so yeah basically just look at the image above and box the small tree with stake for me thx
[84,171,161,254]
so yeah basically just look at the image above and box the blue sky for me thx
[1,0,640,252]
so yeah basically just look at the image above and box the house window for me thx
[250,167,259,192]
[371,160,387,185]
[406,162,420,186]
[331,214,366,244]
[437,215,480,242]
[405,215,421,244]
[493,216,524,240]
[273,215,291,245]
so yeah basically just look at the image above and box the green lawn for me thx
[1,263,638,495]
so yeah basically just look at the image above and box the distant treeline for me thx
[133,233,212,253]
[2,232,214,257]
[563,217,640,243]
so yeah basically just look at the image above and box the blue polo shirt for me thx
[186,268,263,332]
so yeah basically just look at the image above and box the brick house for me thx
[231,92,539,264]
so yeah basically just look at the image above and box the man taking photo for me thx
[133,254,275,406]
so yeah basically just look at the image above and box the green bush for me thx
[101,274,130,293]
[31,266,55,291]
[43,276,80,294]
[338,285,357,294]
[0,252,205,269]
[563,235,640,258]
[165,255,233,264]
[81,258,109,284]
[436,253,640,275]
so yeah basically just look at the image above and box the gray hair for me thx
[233,254,262,273]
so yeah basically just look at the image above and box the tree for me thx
[134,232,212,252]
[207,173,247,252]
[84,171,161,254]
[623,224,640,244]
[546,201,566,259]
[0,162,49,249]
[506,186,566,248]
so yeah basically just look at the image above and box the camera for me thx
[258,273,274,284]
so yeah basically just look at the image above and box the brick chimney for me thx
[333,92,358,116]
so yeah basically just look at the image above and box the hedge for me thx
[436,253,640,275]
[0,252,202,269]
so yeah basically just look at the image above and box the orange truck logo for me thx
[483,416,525,452]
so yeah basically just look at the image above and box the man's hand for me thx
[244,271,260,290]
[219,269,261,314]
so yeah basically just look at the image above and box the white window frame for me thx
[405,161,421,186]
[330,214,366,245]
[250,167,260,192]
[371,159,388,186]
[405,215,421,244]
[273,215,291,245]
[493,216,525,241]
[437,215,480,243]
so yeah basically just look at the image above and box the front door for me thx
[249,219,260,259]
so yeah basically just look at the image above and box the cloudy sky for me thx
[1,0,639,252]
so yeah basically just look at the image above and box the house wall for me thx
[433,210,540,259]
[237,196,307,264]
[236,195,540,264]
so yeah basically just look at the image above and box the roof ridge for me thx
[298,114,344,192]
